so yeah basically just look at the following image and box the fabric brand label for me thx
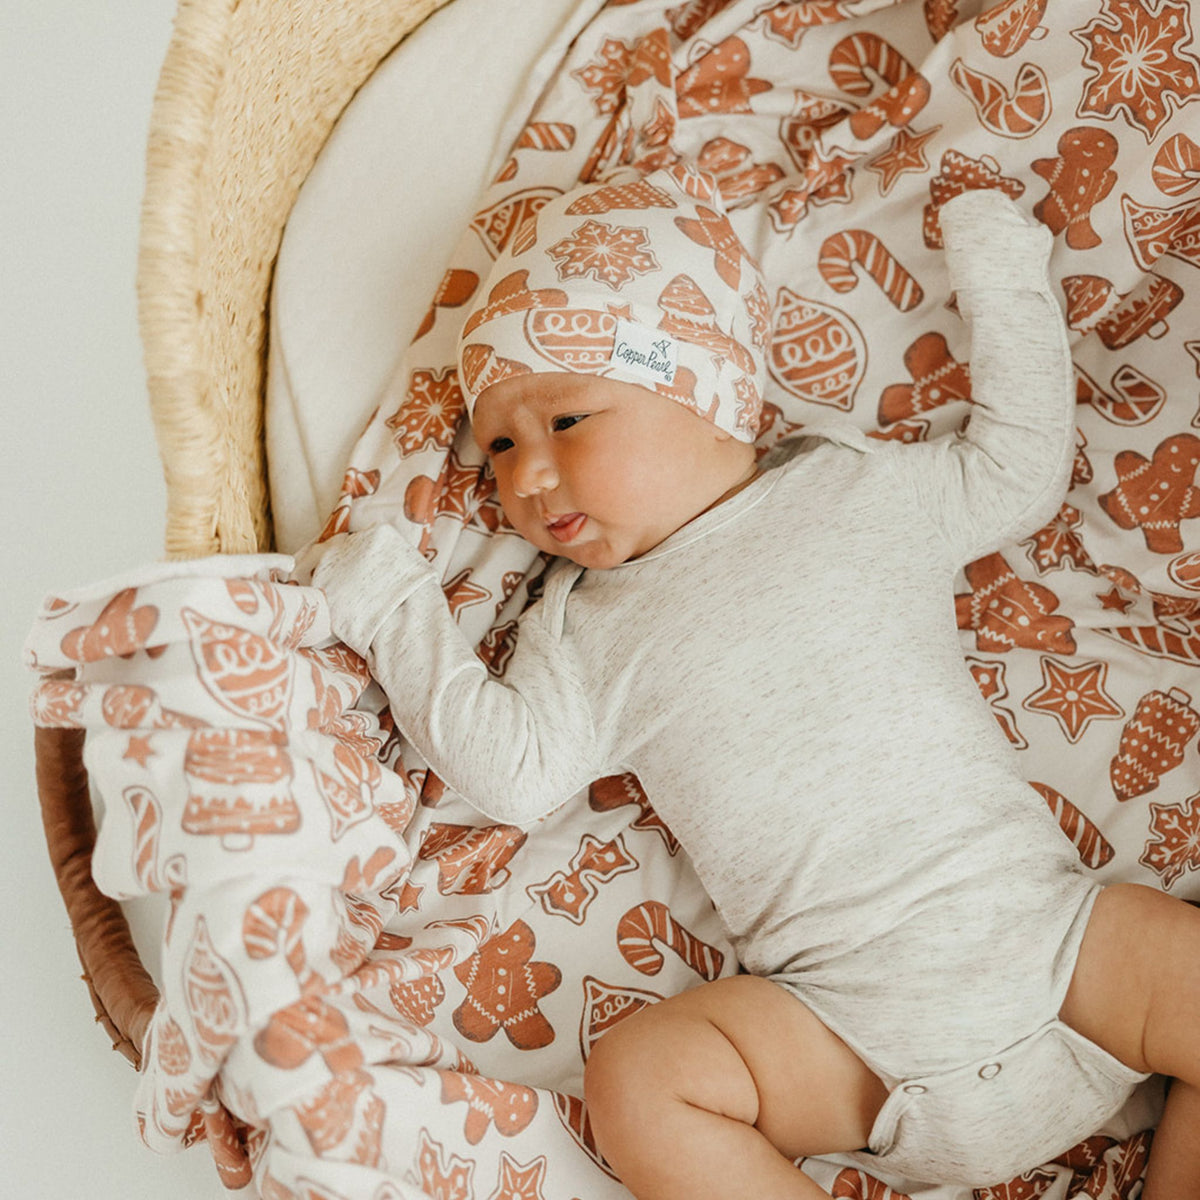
[610,318,678,386]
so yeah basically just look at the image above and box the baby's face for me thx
[472,373,756,569]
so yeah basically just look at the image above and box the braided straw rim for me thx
[41,0,458,1071]
[138,0,455,558]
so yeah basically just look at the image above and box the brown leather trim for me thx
[35,727,159,1068]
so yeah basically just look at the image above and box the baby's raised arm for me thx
[311,527,601,824]
[897,189,1075,562]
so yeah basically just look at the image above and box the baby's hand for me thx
[307,525,415,655]
[939,189,1053,294]
[290,532,345,586]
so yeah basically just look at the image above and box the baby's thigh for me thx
[1060,882,1200,1077]
[584,974,888,1159]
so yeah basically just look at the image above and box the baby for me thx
[309,169,1200,1198]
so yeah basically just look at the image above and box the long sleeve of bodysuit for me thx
[895,189,1076,562]
[311,526,601,824]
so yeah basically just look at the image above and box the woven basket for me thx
[36,0,457,1070]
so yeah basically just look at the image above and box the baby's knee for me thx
[584,1014,650,1120]
[584,1007,688,1154]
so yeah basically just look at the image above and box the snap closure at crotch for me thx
[902,1083,928,1095]
[978,1063,1002,1080]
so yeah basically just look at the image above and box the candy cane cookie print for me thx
[125,783,176,893]
[1031,782,1116,870]
[1075,363,1166,426]
[828,32,913,99]
[242,886,318,989]
[471,187,563,258]
[554,1092,616,1181]
[949,59,1050,138]
[495,119,579,184]
[818,229,924,311]
[1153,133,1200,197]
[616,900,726,980]
[320,465,381,542]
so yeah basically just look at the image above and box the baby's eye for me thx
[488,436,514,455]
[552,414,586,432]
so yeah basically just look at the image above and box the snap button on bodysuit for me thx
[978,1063,1002,1079]
[903,1083,928,1095]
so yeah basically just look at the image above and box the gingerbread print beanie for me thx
[456,164,769,443]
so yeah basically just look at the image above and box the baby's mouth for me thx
[545,512,587,544]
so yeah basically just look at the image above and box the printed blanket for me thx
[26,0,1200,1197]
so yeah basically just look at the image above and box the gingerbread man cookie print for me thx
[1033,126,1119,249]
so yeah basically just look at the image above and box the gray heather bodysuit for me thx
[313,197,1149,1186]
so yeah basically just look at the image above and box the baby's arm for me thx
[900,189,1075,561]
[311,526,601,824]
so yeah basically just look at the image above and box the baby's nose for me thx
[513,451,558,498]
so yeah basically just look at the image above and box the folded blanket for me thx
[28,0,1200,1197]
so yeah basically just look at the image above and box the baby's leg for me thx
[1059,883,1200,1199]
[583,974,888,1200]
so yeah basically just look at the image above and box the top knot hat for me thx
[456,164,769,443]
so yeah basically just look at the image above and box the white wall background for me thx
[3,3,227,1195]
